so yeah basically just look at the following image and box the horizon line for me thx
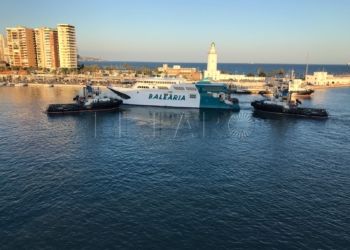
[79,60,348,65]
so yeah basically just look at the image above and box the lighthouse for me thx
[204,42,221,81]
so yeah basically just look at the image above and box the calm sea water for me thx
[82,61,350,77]
[1,83,350,249]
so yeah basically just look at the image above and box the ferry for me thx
[107,77,240,110]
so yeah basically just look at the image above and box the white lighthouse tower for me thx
[204,42,221,81]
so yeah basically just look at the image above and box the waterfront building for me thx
[35,27,60,69]
[57,24,77,69]
[34,27,46,68]
[6,26,36,67]
[0,33,7,63]
[306,72,350,85]
[158,64,202,80]
[4,40,9,64]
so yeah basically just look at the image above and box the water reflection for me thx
[113,106,239,140]
[0,85,340,143]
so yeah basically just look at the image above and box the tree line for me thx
[0,62,156,76]
[246,67,285,77]
[1,63,287,78]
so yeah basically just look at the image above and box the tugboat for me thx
[46,85,123,114]
[251,89,328,118]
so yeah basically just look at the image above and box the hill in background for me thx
[78,55,108,62]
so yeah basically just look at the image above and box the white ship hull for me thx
[109,87,200,108]
[107,76,240,110]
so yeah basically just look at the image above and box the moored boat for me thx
[46,85,123,114]
[288,79,314,97]
[14,83,28,86]
[107,76,240,110]
[258,89,274,97]
[231,87,252,94]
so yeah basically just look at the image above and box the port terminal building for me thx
[306,72,350,85]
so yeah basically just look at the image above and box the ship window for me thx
[190,94,196,99]
[158,86,168,89]
[186,87,197,91]
[174,87,185,90]
[205,86,223,91]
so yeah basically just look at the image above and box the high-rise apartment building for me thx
[35,27,60,69]
[57,24,77,68]
[48,29,60,69]
[0,33,7,62]
[34,27,47,68]
[5,24,77,69]
[6,26,36,67]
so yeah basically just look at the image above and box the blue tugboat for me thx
[46,86,123,114]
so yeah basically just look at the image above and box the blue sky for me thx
[1,0,349,64]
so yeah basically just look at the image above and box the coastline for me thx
[310,84,350,89]
[27,82,108,89]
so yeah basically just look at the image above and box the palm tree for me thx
[128,65,135,72]
[258,71,267,77]
[141,66,149,76]
[270,69,275,77]
[118,70,123,82]
[277,68,285,76]
[91,64,99,73]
